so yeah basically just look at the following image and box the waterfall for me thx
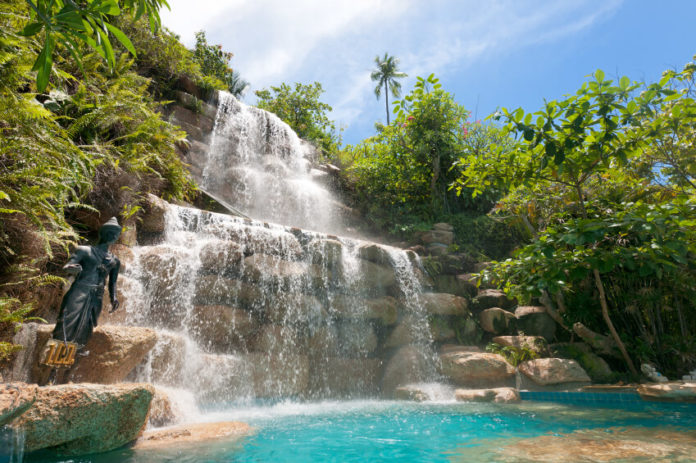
[117,91,440,420]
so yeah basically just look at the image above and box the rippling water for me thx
[26,400,696,463]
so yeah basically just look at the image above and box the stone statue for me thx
[52,217,121,347]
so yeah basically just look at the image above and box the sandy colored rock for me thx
[332,295,400,325]
[357,242,393,266]
[353,259,397,294]
[141,193,169,233]
[308,357,382,398]
[440,351,515,387]
[496,427,696,463]
[193,275,262,309]
[479,308,516,334]
[246,352,309,398]
[518,358,591,386]
[433,274,478,297]
[440,344,482,354]
[550,342,614,382]
[68,325,158,384]
[381,345,435,395]
[149,387,177,427]
[307,238,343,268]
[420,292,469,316]
[190,305,260,352]
[133,421,253,450]
[14,383,153,455]
[638,382,696,402]
[454,387,520,403]
[394,385,429,402]
[199,240,244,276]
[0,383,37,426]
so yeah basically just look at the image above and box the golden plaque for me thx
[40,339,78,367]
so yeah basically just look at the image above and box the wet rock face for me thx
[454,387,520,403]
[420,293,470,316]
[472,289,517,312]
[514,306,557,341]
[479,308,516,335]
[381,345,434,395]
[0,383,37,426]
[13,383,153,456]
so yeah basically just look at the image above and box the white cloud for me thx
[160,0,624,138]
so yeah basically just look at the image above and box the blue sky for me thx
[161,0,696,146]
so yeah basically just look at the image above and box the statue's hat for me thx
[100,217,121,233]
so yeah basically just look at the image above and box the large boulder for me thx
[140,331,187,386]
[189,305,260,352]
[308,357,382,398]
[13,383,153,456]
[440,349,516,388]
[140,193,168,233]
[190,353,254,403]
[193,275,262,309]
[352,259,397,295]
[0,383,37,426]
[472,289,516,312]
[149,387,177,428]
[331,295,400,325]
[479,308,516,334]
[381,345,436,395]
[336,322,378,357]
[637,383,696,403]
[249,324,306,355]
[420,229,454,246]
[198,240,244,276]
[246,353,309,397]
[433,274,478,298]
[550,342,614,383]
[515,306,556,341]
[68,325,158,384]
[357,243,393,267]
[306,238,343,269]
[455,387,520,403]
[420,293,469,316]
[242,253,310,287]
[5,324,156,385]
[518,358,591,386]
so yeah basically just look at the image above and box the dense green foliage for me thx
[341,74,517,254]
[0,0,208,358]
[371,53,407,125]
[193,31,248,98]
[255,81,339,156]
[20,0,168,91]
[458,63,696,376]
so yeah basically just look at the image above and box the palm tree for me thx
[371,53,407,125]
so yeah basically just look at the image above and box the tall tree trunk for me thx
[385,81,390,125]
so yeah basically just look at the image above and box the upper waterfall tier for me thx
[197,91,348,234]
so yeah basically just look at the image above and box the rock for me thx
[14,383,153,456]
[433,274,477,297]
[331,295,400,325]
[110,244,135,272]
[149,388,177,427]
[550,343,614,383]
[308,357,382,398]
[262,293,326,328]
[357,243,393,267]
[515,306,557,341]
[454,317,484,345]
[492,335,548,356]
[637,383,696,402]
[472,289,516,311]
[0,383,37,426]
[337,322,378,356]
[9,324,156,385]
[430,318,456,342]
[307,238,343,268]
[440,344,481,354]
[191,353,254,402]
[68,325,158,384]
[497,427,696,462]
[518,358,591,386]
[381,345,435,395]
[454,387,520,403]
[420,293,469,316]
[190,305,260,352]
[246,353,309,397]
[572,322,621,359]
[406,244,427,256]
[133,421,252,450]
[440,351,515,387]
[383,320,416,348]
[141,331,187,386]
[426,243,449,256]
[437,254,476,274]
[432,223,454,232]
[479,308,516,334]
[199,240,244,276]
[355,259,397,294]
[99,275,136,325]
[394,385,429,402]
[193,275,262,309]
[641,363,669,383]
[243,253,310,287]
[249,324,306,354]
[141,194,169,233]
[421,229,454,246]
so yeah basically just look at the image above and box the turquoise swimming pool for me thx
[25,399,696,462]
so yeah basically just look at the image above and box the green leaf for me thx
[105,23,136,56]
[595,69,605,82]
[19,22,44,37]
[34,34,55,92]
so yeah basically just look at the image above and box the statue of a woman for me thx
[52,217,121,347]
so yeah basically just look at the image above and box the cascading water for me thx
[118,91,443,422]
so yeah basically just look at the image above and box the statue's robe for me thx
[52,245,120,346]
